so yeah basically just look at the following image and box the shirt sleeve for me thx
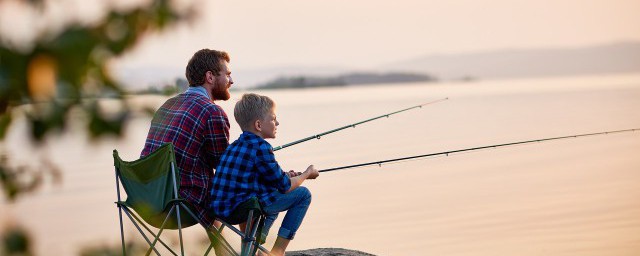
[204,109,230,168]
[255,142,291,193]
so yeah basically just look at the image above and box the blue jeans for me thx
[261,186,312,240]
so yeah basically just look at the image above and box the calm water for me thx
[2,74,640,255]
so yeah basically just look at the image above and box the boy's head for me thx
[234,93,279,138]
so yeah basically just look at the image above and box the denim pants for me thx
[261,186,312,240]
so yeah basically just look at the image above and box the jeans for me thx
[261,186,312,240]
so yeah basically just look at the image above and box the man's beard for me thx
[210,84,230,101]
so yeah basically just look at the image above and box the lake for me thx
[2,73,640,255]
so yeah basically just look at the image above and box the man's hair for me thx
[185,49,230,86]
[234,93,275,131]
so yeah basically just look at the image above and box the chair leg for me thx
[204,243,214,256]
[247,215,263,256]
[209,228,238,256]
[122,209,164,256]
[125,208,177,255]
[176,206,185,256]
[115,170,127,255]
[144,206,180,256]
[178,203,238,256]
[118,205,127,255]
[218,219,268,256]
[242,210,266,256]
[212,225,238,256]
[250,216,265,256]
[178,203,237,256]
[240,210,254,256]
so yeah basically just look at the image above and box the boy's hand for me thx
[304,165,319,179]
[286,170,302,177]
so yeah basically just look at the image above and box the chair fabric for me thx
[222,197,263,225]
[114,143,198,229]
[222,197,267,246]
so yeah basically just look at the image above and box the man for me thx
[141,49,233,228]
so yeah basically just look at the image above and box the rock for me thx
[287,248,376,256]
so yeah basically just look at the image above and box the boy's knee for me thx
[297,186,312,203]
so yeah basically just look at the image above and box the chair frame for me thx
[113,144,269,256]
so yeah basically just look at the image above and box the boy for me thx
[210,93,319,256]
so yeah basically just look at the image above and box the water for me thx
[2,73,640,255]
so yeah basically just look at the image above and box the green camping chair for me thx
[113,143,269,256]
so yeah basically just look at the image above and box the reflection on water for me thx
[2,74,640,255]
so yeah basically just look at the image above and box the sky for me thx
[115,0,640,69]
[2,0,640,87]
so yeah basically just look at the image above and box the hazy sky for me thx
[114,0,640,70]
[1,0,639,86]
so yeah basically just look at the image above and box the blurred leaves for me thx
[79,241,147,256]
[0,112,11,138]
[0,4,197,254]
[0,0,193,142]
[0,153,62,201]
[0,0,194,196]
[1,226,32,256]
[0,1,197,254]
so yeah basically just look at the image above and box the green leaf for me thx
[1,226,31,255]
[0,112,12,139]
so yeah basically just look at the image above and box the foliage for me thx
[0,0,193,141]
[0,0,193,197]
[0,0,197,255]
[0,153,61,201]
[79,242,147,256]
[1,226,32,256]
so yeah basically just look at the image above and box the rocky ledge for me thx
[288,248,376,256]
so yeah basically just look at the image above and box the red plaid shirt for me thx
[141,89,229,227]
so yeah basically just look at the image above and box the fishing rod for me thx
[319,128,639,173]
[273,97,449,151]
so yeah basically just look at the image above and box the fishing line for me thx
[273,97,449,151]
[319,128,640,173]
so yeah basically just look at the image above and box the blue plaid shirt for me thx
[210,131,291,218]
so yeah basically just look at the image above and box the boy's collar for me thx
[241,130,271,143]
[241,129,265,139]
[241,130,262,139]
[240,131,273,151]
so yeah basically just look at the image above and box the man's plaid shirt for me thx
[141,89,230,227]
[210,131,291,218]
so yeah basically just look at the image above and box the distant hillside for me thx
[255,72,435,89]
[389,41,640,80]
[114,42,640,92]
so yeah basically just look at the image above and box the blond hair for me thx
[234,93,275,131]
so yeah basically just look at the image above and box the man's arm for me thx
[204,110,230,167]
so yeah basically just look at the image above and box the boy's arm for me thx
[286,165,319,193]
[255,143,292,193]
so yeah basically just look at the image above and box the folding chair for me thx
[113,143,269,256]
